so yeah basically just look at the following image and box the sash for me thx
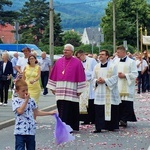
[118,62,129,98]
[79,58,90,114]
[105,68,112,121]
[79,81,90,114]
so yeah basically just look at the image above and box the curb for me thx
[0,104,56,130]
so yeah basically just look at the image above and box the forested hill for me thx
[54,0,109,31]
[6,0,150,31]
[5,0,110,31]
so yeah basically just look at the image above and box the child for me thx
[12,79,56,150]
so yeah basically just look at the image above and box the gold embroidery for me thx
[119,64,129,97]
[79,58,90,114]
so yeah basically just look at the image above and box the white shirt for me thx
[16,57,28,72]
[39,57,51,71]
[3,62,7,73]
[136,59,148,71]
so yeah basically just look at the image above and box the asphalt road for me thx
[0,92,150,150]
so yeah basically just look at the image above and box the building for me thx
[81,27,103,46]
[0,23,16,44]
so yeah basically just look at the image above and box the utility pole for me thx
[136,12,139,52]
[113,0,116,54]
[49,0,54,65]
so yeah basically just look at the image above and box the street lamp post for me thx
[140,26,143,52]
[113,0,116,54]
[49,0,54,65]
[136,12,139,52]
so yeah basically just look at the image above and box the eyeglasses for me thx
[63,49,71,52]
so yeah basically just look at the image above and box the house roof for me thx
[0,23,16,43]
[86,27,101,43]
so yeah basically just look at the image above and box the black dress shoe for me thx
[93,130,101,133]
[43,91,48,95]
[108,129,114,131]
[137,91,140,94]
[119,120,127,127]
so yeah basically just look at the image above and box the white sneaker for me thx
[3,103,8,106]
[0,102,3,106]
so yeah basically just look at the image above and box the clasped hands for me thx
[96,77,105,84]
[118,72,126,78]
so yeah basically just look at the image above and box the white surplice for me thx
[93,61,121,121]
[114,56,138,101]
[79,56,97,114]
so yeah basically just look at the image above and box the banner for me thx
[142,35,150,45]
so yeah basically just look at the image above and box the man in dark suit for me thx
[0,52,13,106]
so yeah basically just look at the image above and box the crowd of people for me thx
[0,48,52,105]
[0,44,149,149]
[0,47,55,149]
[48,44,149,133]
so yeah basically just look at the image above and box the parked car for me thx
[7,51,24,60]
[0,44,42,57]
[0,50,24,60]
[46,54,63,61]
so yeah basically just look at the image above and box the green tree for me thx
[101,0,150,48]
[18,0,49,45]
[0,0,19,24]
[62,30,81,47]
[41,13,63,46]
[18,0,62,46]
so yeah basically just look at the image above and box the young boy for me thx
[12,79,56,150]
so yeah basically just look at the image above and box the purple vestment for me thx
[50,56,85,82]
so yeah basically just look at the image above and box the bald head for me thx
[14,52,18,58]
[41,52,46,59]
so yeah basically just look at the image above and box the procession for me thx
[1,0,150,149]
[0,43,150,149]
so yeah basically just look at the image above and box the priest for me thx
[47,44,86,131]
[75,50,97,125]
[92,50,121,133]
[115,45,138,127]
